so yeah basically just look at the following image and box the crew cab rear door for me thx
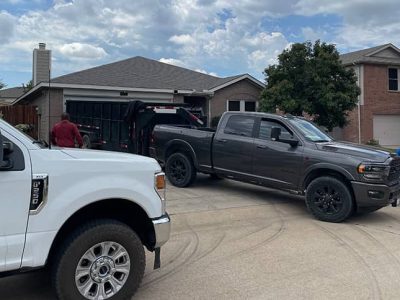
[213,114,256,177]
[252,118,304,190]
[0,129,32,272]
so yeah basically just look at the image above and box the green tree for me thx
[0,79,5,90]
[260,40,360,131]
[23,79,34,91]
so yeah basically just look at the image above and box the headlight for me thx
[357,163,390,181]
[155,172,166,213]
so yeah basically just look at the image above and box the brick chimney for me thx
[32,42,51,86]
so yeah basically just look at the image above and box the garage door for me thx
[373,115,400,148]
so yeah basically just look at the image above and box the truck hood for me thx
[60,148,157,164]
[316,141,392,162]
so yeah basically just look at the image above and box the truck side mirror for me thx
[270,126,299,147]
[271,127,281,141]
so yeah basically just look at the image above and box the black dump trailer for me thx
[66,100,203,154]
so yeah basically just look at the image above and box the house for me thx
[0,87,25,106]
[15,43,264,142]
[340,43,400,148]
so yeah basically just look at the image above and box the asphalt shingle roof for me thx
[52,56,247,91]
[0,87,25,99]
[340,43,400,65]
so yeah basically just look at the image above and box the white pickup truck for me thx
[0,118,170,299]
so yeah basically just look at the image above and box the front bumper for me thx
[152,213,171,249]
[352,181,400,207]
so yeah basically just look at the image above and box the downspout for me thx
[353,62,362,144]
[358,64,363,144]
[358,98,361,144]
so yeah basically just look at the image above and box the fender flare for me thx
[163,139,198,168]
[303,163,355,189]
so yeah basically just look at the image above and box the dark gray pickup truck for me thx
[150,112,400,222]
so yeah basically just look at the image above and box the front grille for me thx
[388,159,400,183]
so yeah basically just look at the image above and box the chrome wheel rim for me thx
[75,241,130,300]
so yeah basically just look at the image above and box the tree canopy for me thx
[260,41,360,131]
[0,79,5,90]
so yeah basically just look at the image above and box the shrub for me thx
[15,124,33,133]
[211,115,221,128]
[366,139,380,146]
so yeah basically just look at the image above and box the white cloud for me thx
[169,34,195,45]
[195,69,218,76]
[0,11,16,43]
[295,0,400,48]
[11,0,399,86]
[58,43,107,59]
[159,58,187,68]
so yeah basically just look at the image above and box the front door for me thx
[0,129,32,271]
[252,118,304,190]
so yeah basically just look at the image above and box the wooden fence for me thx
[0,105,38,139]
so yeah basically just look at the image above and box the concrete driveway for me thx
[2,174,400,299]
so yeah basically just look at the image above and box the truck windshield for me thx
[289,118,332,142]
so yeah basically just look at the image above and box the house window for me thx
[228,100,241,111]
[227,100,257,112]
[388,68,398,91]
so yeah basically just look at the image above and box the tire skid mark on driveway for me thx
[352,224,400,267]
[219,202,287,262]
[192,232,226,263]
[141,216,200,288]
[314,222,382,300]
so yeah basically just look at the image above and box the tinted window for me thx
[2,136,25,171]
[224,115,255,137]
[259,120,292,140]
[228,101,240,111]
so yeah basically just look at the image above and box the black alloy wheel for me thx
[306,176,354,222]
[165,152,196,187]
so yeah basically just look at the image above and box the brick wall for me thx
[342,64,400,143]
[210,79,263,119]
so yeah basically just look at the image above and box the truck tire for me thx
[165,152,196,187]
[305,176,354,223]
[52,219,145,300]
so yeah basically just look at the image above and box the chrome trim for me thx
[30,174,49,215]
[152,215,171,249]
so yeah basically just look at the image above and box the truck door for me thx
[213,115,256,177]
[252,118,304,190]
[0,129,32,272]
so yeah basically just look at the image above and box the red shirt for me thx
[51,120,83,148]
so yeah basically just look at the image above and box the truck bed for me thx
[152,125,215,170]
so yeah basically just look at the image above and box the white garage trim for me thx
[373,115,400,148]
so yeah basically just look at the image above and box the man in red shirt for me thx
[51,113,83,148]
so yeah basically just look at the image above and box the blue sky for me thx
[0,0,397,88]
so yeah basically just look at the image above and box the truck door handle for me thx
[216,139,227,143]
[256,144,268,149]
